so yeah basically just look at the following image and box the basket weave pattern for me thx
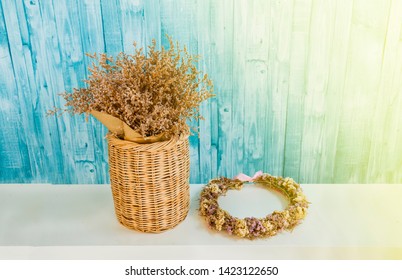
[107,133,190,233]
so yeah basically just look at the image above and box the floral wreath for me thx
[199,171,309,239]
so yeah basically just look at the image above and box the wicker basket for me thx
[106,133,190,233]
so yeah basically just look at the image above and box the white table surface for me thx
[0,183,401,259]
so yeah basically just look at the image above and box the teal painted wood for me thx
[265,0,293,178]
[282,0,306,182]
[300,0,333,183]
[76,0,109,184]
[0,0,401,184]
[0,0,31,182]
[159,0,201,183]
[243,0,269,176]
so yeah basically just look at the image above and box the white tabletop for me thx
[0,183,401,259]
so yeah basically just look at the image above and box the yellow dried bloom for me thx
[234,219,249,238]
[295,206,307,220]
[293,193,307,203]
[262,220,274,231]
[209,184,221,195]
[215,209,225,231]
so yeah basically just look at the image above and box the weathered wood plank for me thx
[159,0,200,183]
[391,50,402,183]
[299,0,336,183]
[100,0,123,55]
[367,0,402,183]
[230,0,248,178]
[281,0,305,180]
[77,0,109,184]
[1,0,36,182]
[243,0,270,175]
[143,0,161,47]
[19,0,72,183]
[52,0,97,183]
[334,0,391,182]
[197,0,213,182]
[0,0,31,182]
[318,0,353,183]
[264,0,284,177]
[197,0,234,181]
[390,24,402,183]
[266,0,300,178]
[120,0,145,51]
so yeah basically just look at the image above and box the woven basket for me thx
[106,133,190,233]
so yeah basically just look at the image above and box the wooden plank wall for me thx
[0,0,401,184]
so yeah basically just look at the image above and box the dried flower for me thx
[49,36,214,138]
[199,173,309,239]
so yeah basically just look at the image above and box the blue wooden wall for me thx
[0,0,401,184]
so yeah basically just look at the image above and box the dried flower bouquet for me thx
[50,36,213,142]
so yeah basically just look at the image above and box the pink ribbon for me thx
[234,171,263,182]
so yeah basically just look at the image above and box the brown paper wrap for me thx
[90,110,168,144]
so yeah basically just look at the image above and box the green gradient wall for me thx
[0,0,401,184]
